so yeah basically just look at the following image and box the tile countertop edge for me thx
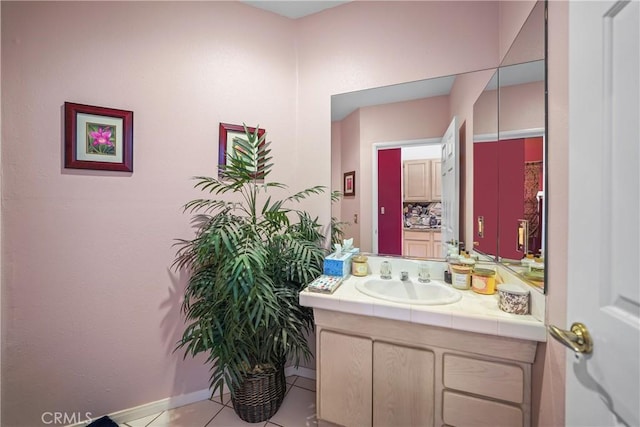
[299,284,547,343]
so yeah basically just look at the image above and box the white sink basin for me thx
[355,278,462,305]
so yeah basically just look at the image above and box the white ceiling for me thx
[240,1,350,19]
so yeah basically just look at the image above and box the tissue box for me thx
[323,248,359,277]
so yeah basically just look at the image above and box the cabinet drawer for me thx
[443,354,524,403]
[404,230,430,240]
[442,391,523,427]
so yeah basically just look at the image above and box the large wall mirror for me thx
[331,1,547,292]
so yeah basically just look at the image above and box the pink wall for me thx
[501,0,546,66]
[1,2,298,425]
[500,81,546,132]
[363,96,451,141]
[331,122,342,221]
[338,110,361,247]
[474,88,499,136]
[499,0,539,62]
[1,1,568,426]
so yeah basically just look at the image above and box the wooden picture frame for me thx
[218,122,266,179]
[64,102,133,172]
[343,171,355,196]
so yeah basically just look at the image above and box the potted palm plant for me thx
[173,125,326,423]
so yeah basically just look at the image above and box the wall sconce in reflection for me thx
[477,216,484,238]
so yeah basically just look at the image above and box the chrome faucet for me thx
[400,271,409,281]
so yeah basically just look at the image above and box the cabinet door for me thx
[431,160,442,200]
[373,342,435,427]
[319,331,372,427]
[432,231,442,258]
[404,160,431,201]
[404,238,430,258]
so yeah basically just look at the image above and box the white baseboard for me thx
[66,388,212,427]
[69,367,317,427]
[285,365,316,380]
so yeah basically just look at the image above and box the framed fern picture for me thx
[218,122,266,179]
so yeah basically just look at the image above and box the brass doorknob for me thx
[548,322,593,354]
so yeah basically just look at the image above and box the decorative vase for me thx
[231,363,286,423]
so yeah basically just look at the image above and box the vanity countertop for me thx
[300,274,546,342]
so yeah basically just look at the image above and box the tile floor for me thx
[122,376,317,427]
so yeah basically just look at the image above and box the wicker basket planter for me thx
[231,363,286,423]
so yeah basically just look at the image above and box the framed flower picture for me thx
[343,171,355,196]
[64,102,133,172]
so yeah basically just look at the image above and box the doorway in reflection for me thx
[374,141,442,256]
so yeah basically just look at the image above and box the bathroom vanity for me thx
[299,257,546,427]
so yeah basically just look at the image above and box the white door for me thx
[440,117,458,257]
[562,1,640,426]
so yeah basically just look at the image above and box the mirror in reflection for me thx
[473,60,545,262]
[473,0,547,292]
[473,0,546,289]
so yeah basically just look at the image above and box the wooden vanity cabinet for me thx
[318,331,435,427]
[404,160,432,201]
[318,331,373,426]
[403,230,442,258]
[403,159,441,202]
[373,342,435,427]
[431,159,442,200]
[315,309,537,427]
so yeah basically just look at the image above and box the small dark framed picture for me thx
[64,102,133,172]
[218,122,266,179]
[343,171,355,197]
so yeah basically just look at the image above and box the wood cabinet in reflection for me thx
[403,230,442,258]
[404,159,441,202]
